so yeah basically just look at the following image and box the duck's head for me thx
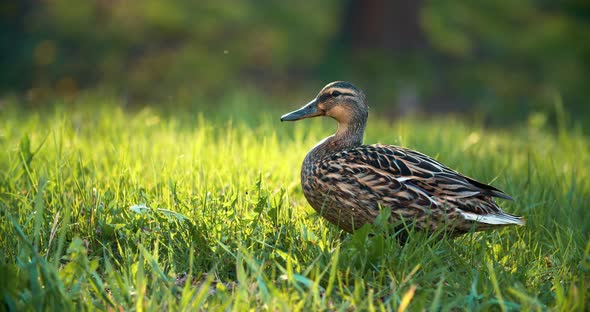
[280,81,368,125]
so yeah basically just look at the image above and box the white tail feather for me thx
[460,211,525,226]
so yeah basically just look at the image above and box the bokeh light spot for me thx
[56,77,78,98]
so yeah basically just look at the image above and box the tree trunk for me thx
[342,0,427,52]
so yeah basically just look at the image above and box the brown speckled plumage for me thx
[281,81,524,237]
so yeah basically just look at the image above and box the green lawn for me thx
[1,98,588,311]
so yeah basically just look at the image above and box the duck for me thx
[280,81,524,238]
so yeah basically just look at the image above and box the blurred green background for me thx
[1,0,589,129]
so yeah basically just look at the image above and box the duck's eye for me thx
[331,90,342,97]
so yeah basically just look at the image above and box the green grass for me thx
[0,97,589,311]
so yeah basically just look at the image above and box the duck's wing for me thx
[357,144,514,200]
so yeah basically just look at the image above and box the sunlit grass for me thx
[0,98,588,311]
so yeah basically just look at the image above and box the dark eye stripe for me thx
[318,89,355,101]
[330,90,354,97]
[318,93,331,102]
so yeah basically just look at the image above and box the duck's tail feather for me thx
[460,211,525,226]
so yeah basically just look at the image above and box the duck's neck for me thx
[307,119,366,162]
[333,119,366,149]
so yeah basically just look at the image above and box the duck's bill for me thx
[280,99,322,121]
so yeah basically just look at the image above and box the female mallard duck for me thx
[281,81,524,237]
